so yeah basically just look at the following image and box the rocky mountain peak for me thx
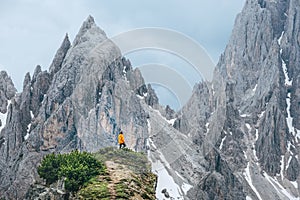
[0,71,16,132]
[0,16,156,199]
[83,15,96,28]
[167,0,300,199]
[139,0,300,199]
[49,34,71,76]
[2,2,300,199]
[0,71,16,107]
[73,15,107,47]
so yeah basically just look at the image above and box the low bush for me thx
[38,150,104,192]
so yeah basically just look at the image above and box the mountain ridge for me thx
[1,0,300,199]
[168,0,300,199]
[25,147,157,200]
[0,16,158,199]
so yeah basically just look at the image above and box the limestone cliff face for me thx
[0,71,16,132]
[0,16,155,199]
[2,1,300,199]
[156,0,300,199]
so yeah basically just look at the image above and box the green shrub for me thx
[37,153,62,185]
[38,150,104,192]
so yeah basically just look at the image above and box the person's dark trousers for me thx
[119,143,126,149]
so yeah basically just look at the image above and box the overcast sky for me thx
[0,0,245,92]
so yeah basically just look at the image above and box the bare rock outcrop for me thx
[0,16,153,199]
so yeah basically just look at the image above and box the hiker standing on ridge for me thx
[118,131,126,149]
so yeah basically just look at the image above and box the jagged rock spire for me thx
[0,13,149,199]
[73,15,106,46]
[49,33,71,76]
[0,71,16,114]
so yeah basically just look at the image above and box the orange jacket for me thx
[118,133,125,144]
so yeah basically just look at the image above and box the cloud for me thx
[0,0,245,90]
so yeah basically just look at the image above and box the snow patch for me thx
[286,93,294,136]
[0,100,11,132]
[147,119,151,134]
[42,94,47,103]
[148,138,157,150]
[258,111,265,119]
[152,159,183,200]
[279,32,293,87]
[252,129,259,161]
[277,31,284,45]
[241,114,251,118]
[175,171,185,181]
[167,118,177,126]
[291,181,298,189]
[244,162,263,200]
[252,84,258,92]
[123,66,128,82]
[30,110,34,118]
[263,172,299,199]
[252,148,258,162]
[136,94,144,100]
[148,134,187,199]
[246,196,253,200]
[0,113,7,132]
[245,123,251,130]
[284,94,300,143]
[24,133,30,141]
[27,123,31,132]
[137,92,148,100]
[255,129,259,141]
[219,136,227,150]
[24,121,32,141]
[287,141,294,156]
[285,156,292,170]
[181,183,193,195]
[205,122,210,133]
[149,139,172,170]
[280,155,284,180]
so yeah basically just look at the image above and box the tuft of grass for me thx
[78,178,110,199]
[115,182,130,199]
[86,147,157,200]
[94,147,151,173]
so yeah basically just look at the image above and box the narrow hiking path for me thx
[77,147,157,199]
[105,160,133,200]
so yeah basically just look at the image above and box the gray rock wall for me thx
[0,16,153,199]
[160,0,300,199]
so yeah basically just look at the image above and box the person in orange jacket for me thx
[118,131,126,149]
